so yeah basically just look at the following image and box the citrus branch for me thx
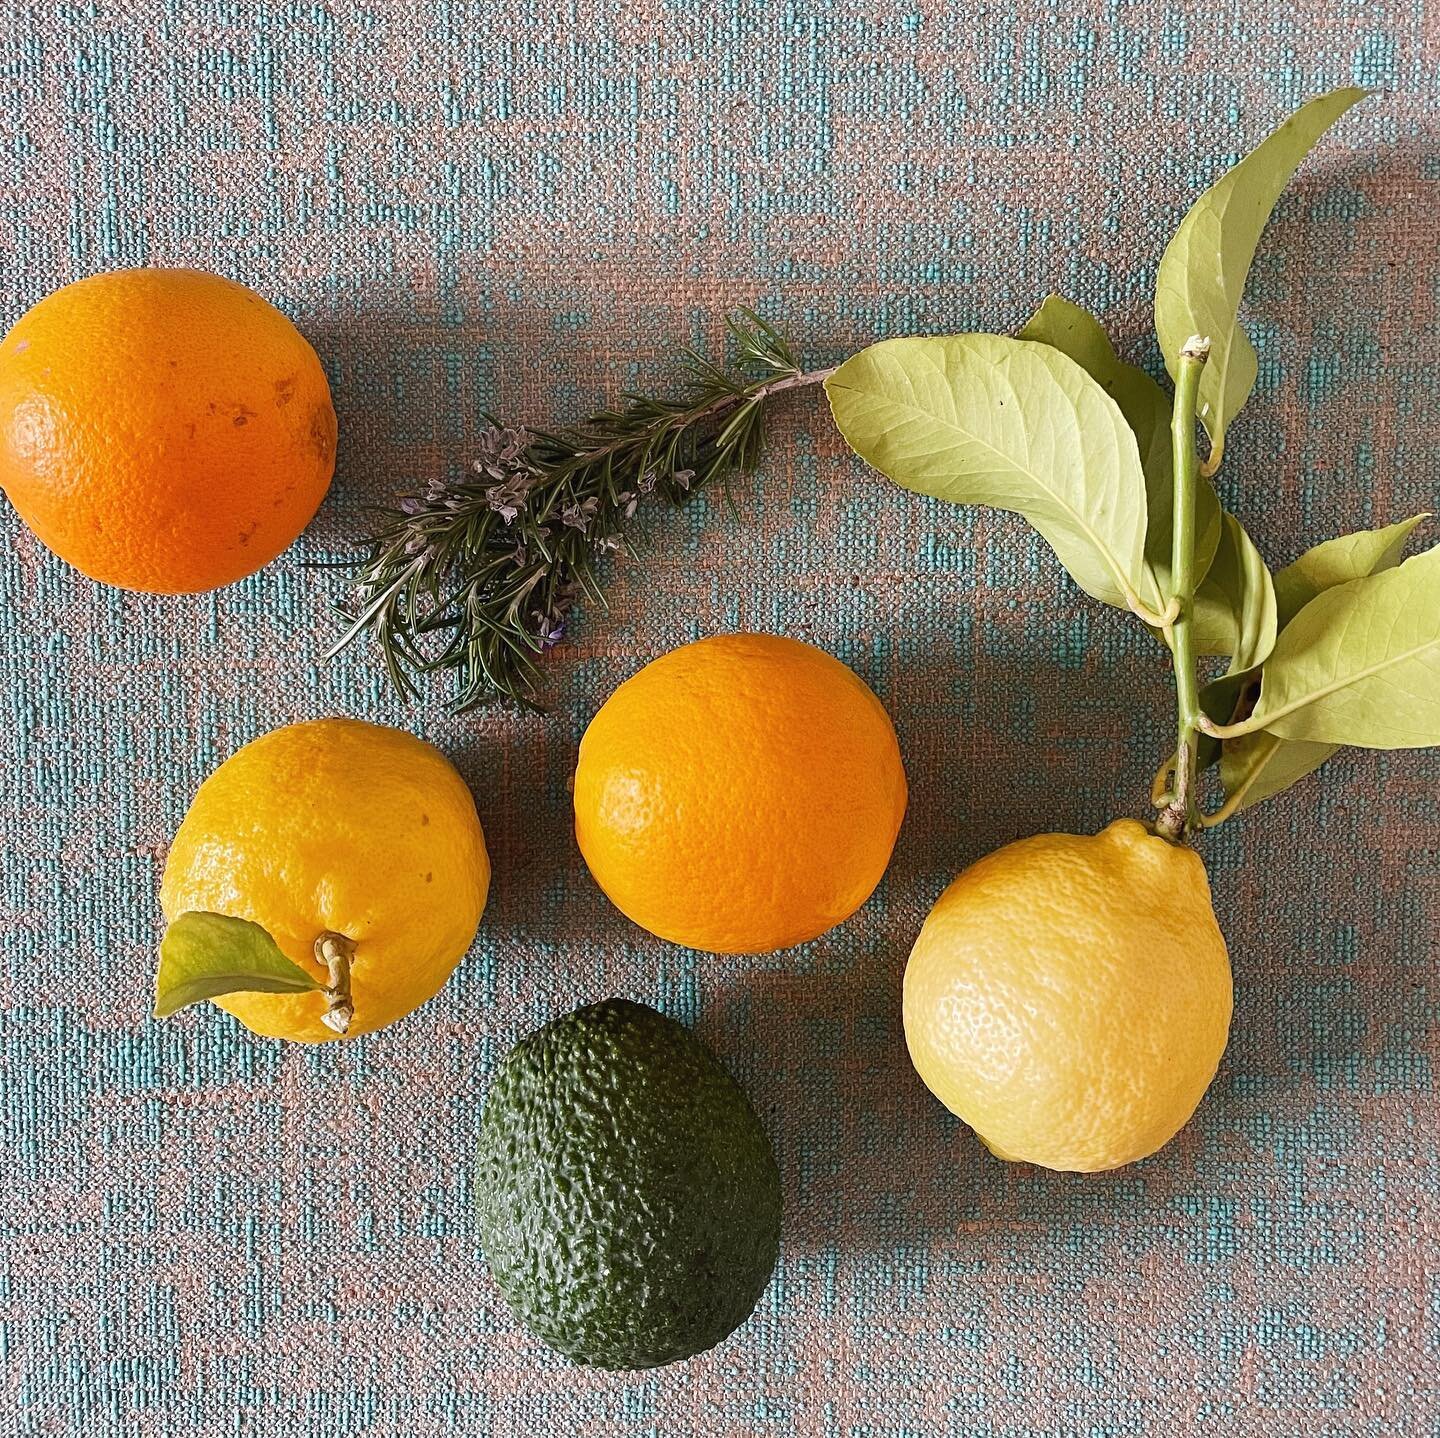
[1155,335,1211,842]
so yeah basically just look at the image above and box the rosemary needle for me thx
[328,310,832,711]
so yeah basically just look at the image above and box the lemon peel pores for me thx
[903,820,1232,1172]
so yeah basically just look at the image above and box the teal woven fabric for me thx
[2,3,1438,1434]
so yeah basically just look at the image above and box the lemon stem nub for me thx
[315,932,356,1034]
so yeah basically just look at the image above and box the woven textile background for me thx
[2,2,1438,1434]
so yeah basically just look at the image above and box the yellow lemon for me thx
[903,820,1231,1171]
[160,718,489,1042]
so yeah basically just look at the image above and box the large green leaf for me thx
[1200,514,1428,801]
[1272,513,1428,628]
[826,334,1152,611]
[155,911,322,1018]
[1248,543,1440,748]
[1155,87,1366,470]
[1191,511,1277,673]
[1017,295,1221,596]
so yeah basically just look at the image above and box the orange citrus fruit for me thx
[160,718,490,1042]
[0,267,335,593]
[573,633,907,954]
[903,820,1232,1171]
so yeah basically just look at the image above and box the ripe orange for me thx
[0,267,335,593]
[573,633,908,954]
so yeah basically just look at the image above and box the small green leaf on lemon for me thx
[1192,511,1277,674]
[826,334,1153,612]
[1155,87,1367,469]
[155,911,323,1019]
[1017,294,1222,597]
[1249,543,1440,748]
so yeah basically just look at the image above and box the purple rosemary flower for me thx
[531,610,566,649]
[485,485,525,523]
[561,496,601,531]
[467,424,541,524]
[333,308,809,709]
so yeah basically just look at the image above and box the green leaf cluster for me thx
[825,332,1152,612]
[1016,295,1223,602]
[1200,516,1431,811]
[828,85,1440,824]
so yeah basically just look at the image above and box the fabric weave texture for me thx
[1,2,1437,1434]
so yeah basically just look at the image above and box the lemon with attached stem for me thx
[903,820,1232,1172]
[157,718,489,1042]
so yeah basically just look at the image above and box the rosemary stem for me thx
[565,365,836,468]
[755,366,837,396]
[334,311,828,709]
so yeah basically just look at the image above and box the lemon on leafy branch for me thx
[830,87,1440,1171]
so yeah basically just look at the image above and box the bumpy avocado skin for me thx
[476,998,782,1370]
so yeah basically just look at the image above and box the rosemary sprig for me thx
[327,310,833,710]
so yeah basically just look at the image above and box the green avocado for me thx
[475,997,782,1370]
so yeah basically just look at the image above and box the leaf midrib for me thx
[1260,632,1440,731]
